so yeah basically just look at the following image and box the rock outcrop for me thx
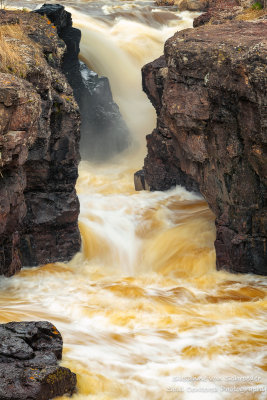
[193,0,241,27]
[139,20,267,275]
[177,0,209,11]
[36,4,130,161]
[155,0,209,10]
[0,10,81,276]
[0,321,76,399]
[193,0,266,27]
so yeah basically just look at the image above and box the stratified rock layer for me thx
[0,321,76,399]
[0,11,81,276]
[141,20,267,275]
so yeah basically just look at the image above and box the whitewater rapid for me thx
[1,2,267,399]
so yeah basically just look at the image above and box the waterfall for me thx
[0,3,266,399]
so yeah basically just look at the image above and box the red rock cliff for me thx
[140,20,267,275]
[0,10,81,276]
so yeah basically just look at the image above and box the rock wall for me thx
[0,10,81,276]
[140,20,267,275]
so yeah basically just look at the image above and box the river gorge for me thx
[0,1,266,399]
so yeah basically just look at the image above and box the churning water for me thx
[1,1,267,399]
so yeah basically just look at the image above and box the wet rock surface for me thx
[0,321,76,399]
[0,10,81,276]
[141,20,267,275]
[77,62,130,160]
[36,4,130,161]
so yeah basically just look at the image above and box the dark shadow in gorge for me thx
[36,3,131,163]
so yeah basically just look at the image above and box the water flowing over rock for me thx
[36,4,130,161]
[0,321,76,399]
[140,20,267,275]
[0,10,81,276]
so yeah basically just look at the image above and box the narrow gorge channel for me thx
[0,1,266,399]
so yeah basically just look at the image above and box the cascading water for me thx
[1,1,267,399]
[72,6,196,148]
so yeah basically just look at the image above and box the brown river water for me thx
[2,1,267,399]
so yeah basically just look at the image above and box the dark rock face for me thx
[0,321,76,399]
[77,62,130,160]
[36,4,130,161]
[141,21,267,275]
[0,10,81,276]
[137,56,200,193]
[0,74,41,276]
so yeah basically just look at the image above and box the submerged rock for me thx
[134,169,150,191]
[0,321,76,399]
[36,4,130,162]
[140,20,267,275]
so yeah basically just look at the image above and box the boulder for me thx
[0,321,76,400]
[177,0,209,11]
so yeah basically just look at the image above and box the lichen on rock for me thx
[0,321,77,399]
[0,10,81,276]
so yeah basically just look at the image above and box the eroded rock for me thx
[0,10,81,276]
[140,20,267,275]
